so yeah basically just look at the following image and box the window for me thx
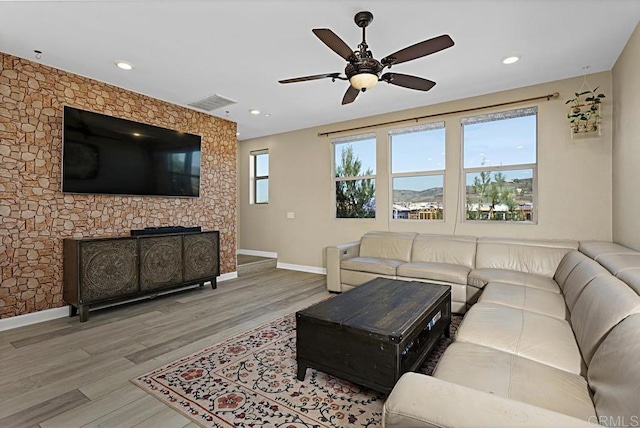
[251,150,268,204]
[390,123,445,220]
[462,107,537,222]
[333,133,376,218]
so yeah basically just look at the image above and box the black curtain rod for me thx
[318,92,560,137]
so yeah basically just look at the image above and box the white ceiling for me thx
[1,1,639,141]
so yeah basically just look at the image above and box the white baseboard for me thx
[0,273,238,332]
[218,271,238,281]
[237,249,278,259]
[277,262,327,275]
[0,306,69,332]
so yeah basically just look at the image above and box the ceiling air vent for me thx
[188,94,237,111]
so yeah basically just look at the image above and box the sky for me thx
[334,113,536,192]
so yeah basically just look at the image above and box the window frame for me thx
[461,107,538,224]
[250,149,269,205]
[388,122,446,222]
[332,133,377,219]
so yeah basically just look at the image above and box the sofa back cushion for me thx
[588,314,640,424]
[562,257,610,312]
[359,231,417,262]
[596,253,640,276]
[579,241,637,261]
[570,275,640,365]
[616,269,640,296]
[475,237,578,277]
[411,234,477,268]
[554,250,590,288]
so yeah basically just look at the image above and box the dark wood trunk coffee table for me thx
[296,277,451,394]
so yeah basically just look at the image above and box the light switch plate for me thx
[286,212,295,219]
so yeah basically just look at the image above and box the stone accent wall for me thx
[0,52,237,318]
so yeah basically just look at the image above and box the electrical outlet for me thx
[286,212,295,219]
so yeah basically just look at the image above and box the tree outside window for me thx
[333,135,376,218]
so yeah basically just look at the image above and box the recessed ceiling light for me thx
[116,61,134,70]
[133,132,141,137]
[249,109,261,115]
[265,113,271,117]
[502,55,520,65]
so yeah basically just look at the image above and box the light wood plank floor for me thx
[0,269,330,428]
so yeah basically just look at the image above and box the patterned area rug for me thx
[132,313,462,427]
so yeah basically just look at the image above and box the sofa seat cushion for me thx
[434,342,595,421]
[340,257,404,276]
[468,268,561,293]
[478,282,567,320]
[456,303,584,374]
[397,262,470,285]
[340,270,394,288]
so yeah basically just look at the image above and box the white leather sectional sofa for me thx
[325,233,640,427]
[326,231,579,313]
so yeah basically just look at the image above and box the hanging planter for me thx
[565,76,605,138]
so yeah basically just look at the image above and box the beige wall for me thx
[238,73,613,269]
[612,23,640,250]
[0,52,237,318]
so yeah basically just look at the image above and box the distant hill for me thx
[394,188,443,203]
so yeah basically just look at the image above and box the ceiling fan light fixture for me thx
[349,73,379,91]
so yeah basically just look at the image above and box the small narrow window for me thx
[390,122,445,220]
[250,150,268,204]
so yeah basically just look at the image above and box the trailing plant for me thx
[565,87,605,133]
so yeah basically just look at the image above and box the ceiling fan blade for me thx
[342,85,360,105]
[279,72,342,84]
[312,29,354,61]
[382,34,454,66]
[380,73,436,91]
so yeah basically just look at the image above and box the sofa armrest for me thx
[326,241,360,292]
[383,373,593,428]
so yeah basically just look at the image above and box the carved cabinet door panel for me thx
[80,239,139,303]
[183,231,219,282]
[139,235,183,291]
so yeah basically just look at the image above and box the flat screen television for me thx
[62,106,201,197]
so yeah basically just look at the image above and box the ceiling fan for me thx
[279,11,454,105]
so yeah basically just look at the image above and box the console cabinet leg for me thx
[69,305,78,317]
[444,321,451,338]
[211,278,217,290]
[79,305,89,323]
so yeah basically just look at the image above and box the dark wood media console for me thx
[63,230,220,322]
